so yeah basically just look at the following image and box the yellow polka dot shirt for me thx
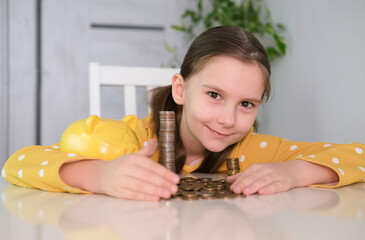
[2,114,365,193]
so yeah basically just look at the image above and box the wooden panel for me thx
[41,0,90,145]
[0,0,9,165]
[8,0,37,156]
[90,0,165,26]
[90,27,170,67]
[89,0,181,119]
[38,0,186,144]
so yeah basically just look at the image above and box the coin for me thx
[159,111,176,173]
[226,158,240,176]
[168,177,245,201]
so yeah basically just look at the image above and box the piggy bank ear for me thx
[85,115,101,136]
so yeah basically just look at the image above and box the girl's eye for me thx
[208,91,221,100]
[240,101,254,109]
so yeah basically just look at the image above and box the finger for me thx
[126,162,178,194]
[138,139,158,158]
[257,181,286,195]
[229,164,262,187]
[230,165,269,190]
[115,187,161,201]
[230,170,270,194]
[135,157,180,184]
[239,174,276,195]
[121,175,174,199]
[226,174,240,183]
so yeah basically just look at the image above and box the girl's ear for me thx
[171,73,185,105]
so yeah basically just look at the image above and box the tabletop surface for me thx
[1,174,365,240]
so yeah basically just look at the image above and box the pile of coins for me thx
[167,177,243,200]
[226,158,240,176]
[159,111,176,173]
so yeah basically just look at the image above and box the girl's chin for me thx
[204,143,229,153]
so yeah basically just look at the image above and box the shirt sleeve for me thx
[228,132,365,188]
[1,115,147,193]
[1,144,92,193]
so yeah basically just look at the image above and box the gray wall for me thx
[258,0,365,144]
[0,0,37,165]
[1,0,365,168]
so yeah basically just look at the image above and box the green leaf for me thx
[277,23,286,30]
[171,25,186,32]
[266,47,279,61]
[264,22,274,34]
[274,33,286,54]
[198,0,203,12]
[164,43,176,54]
[167,0,288,63]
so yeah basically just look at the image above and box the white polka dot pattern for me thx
[260,141,268,148]
[39,169,44,178]
[356,147,363,154]
[3,120,365,195]
[18,169,23,178]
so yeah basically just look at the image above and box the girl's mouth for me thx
[206,126,230,139]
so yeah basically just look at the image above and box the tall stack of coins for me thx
[226,158,240,176]
[159,111,176,173]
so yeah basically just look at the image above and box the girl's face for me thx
[173,55,265,156]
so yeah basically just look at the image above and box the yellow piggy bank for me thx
[60,115,141,160]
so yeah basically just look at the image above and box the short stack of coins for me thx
[166,177,244,200]
[226,158,240,176]
[159,111,176,173]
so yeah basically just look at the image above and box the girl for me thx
[2,26,365,201]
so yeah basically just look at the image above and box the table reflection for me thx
[1,178,365,240]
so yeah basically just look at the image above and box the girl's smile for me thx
[205,125,231,139]
[172,55,265,164]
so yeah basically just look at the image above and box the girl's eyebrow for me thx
[202,83,262,103]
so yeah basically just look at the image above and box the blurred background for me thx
[1,0,365,167]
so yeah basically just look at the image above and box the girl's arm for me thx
[60,139,180,201]
[227,159,339,196]
[3,140,179,201]
[226,132,365,195]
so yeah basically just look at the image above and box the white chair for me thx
[89,62,179,117]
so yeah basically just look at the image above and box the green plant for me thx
[167,0,286,66]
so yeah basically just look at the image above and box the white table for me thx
[1,174,364,240]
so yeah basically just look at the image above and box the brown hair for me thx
[150,26,271,173]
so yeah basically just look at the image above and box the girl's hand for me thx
[226,160,338,196]
[60,139,180,201]
[97,139,180,201]
[227,161,298,196]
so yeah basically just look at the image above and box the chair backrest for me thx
[89,62,179,117]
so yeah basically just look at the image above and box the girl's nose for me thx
[217,106,235,127]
